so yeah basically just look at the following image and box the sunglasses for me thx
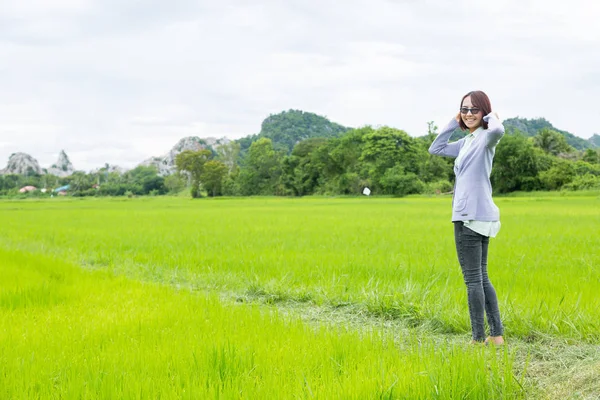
[460,107,481,115]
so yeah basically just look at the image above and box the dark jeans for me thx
[453,222,504,342]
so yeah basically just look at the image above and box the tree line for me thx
[3,122,598,199]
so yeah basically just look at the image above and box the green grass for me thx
[1,196,598,341]
[0,248,523,398]
[0,195,598,398]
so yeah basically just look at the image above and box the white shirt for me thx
[454,128,501,238]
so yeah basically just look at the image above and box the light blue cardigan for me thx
[428,114,505,222]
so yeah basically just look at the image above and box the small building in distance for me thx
[19,186,37,193]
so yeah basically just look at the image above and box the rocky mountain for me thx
[140,136,230,176]
[0,150,76,177]
[0,136,232,177]
[1,152,43,175]
[47,150,75,177]
[589,134,600,147]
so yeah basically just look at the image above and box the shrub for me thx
[562,174,600,191]
[424,180,453,195]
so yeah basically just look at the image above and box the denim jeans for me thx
[453,222,504,342]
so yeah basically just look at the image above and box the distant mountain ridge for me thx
[1,112,596,177]
[503,117,597,150]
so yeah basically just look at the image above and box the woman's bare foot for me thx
[484,336,505,345]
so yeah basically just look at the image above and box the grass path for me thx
[242,290,600,399]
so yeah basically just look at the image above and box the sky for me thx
[1,0,599,171]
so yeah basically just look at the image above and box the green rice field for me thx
[1,194,599,398]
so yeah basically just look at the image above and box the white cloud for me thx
[0,0,598,170]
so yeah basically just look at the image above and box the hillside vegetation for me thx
[2,111,599,198]
[237,109,350,154]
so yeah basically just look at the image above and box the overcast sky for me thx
[1,0,599,171]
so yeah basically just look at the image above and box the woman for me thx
[428,90,505,345]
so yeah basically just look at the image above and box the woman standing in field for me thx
[428,90,505,345]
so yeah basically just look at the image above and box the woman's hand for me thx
[485,112,500,121]
[455,112,461,123]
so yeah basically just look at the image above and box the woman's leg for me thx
[454,222,486,342]
[481,236,504,337]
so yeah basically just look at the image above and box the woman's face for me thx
[460,96,483,132]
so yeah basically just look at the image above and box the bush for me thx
[221,176,240,196]
[562,174,600,191]
[337,173,363,195]
[190,185,201,199]
[424,180,453,195]
[72,189,97,197]
[573,161,600,176]
[539,161,575,190]
[164,173,187,194]
[380,166,425,197]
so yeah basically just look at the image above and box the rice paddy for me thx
[1,194,599,398]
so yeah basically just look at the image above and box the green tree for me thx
[491,132,540,193]
[427,121,438,137]
[380,165,424,197]
[573,160,600,176]
[164,173,186,194]
[319,127,370,194]
[337,172,364,194]
[40,174,60,190]
[68,171,94,193]
[563,174,600,190]
[222,168,241,196]
[415,123,455,184]
[533,128,574,156]
[0,174,20,194]
[237,138,283,195]
[175,149,212,198]
[360,126,423,192]
[201,160,227,197]
[539,160,575,190]
[419,155,454,184]
[97,171,128,196]
[216,141,241,174]
[582,148,599,164]
[327,128,369,176]
[123,165,166,195]
[281,138,328,196]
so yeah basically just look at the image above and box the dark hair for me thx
[459,90,491,130]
